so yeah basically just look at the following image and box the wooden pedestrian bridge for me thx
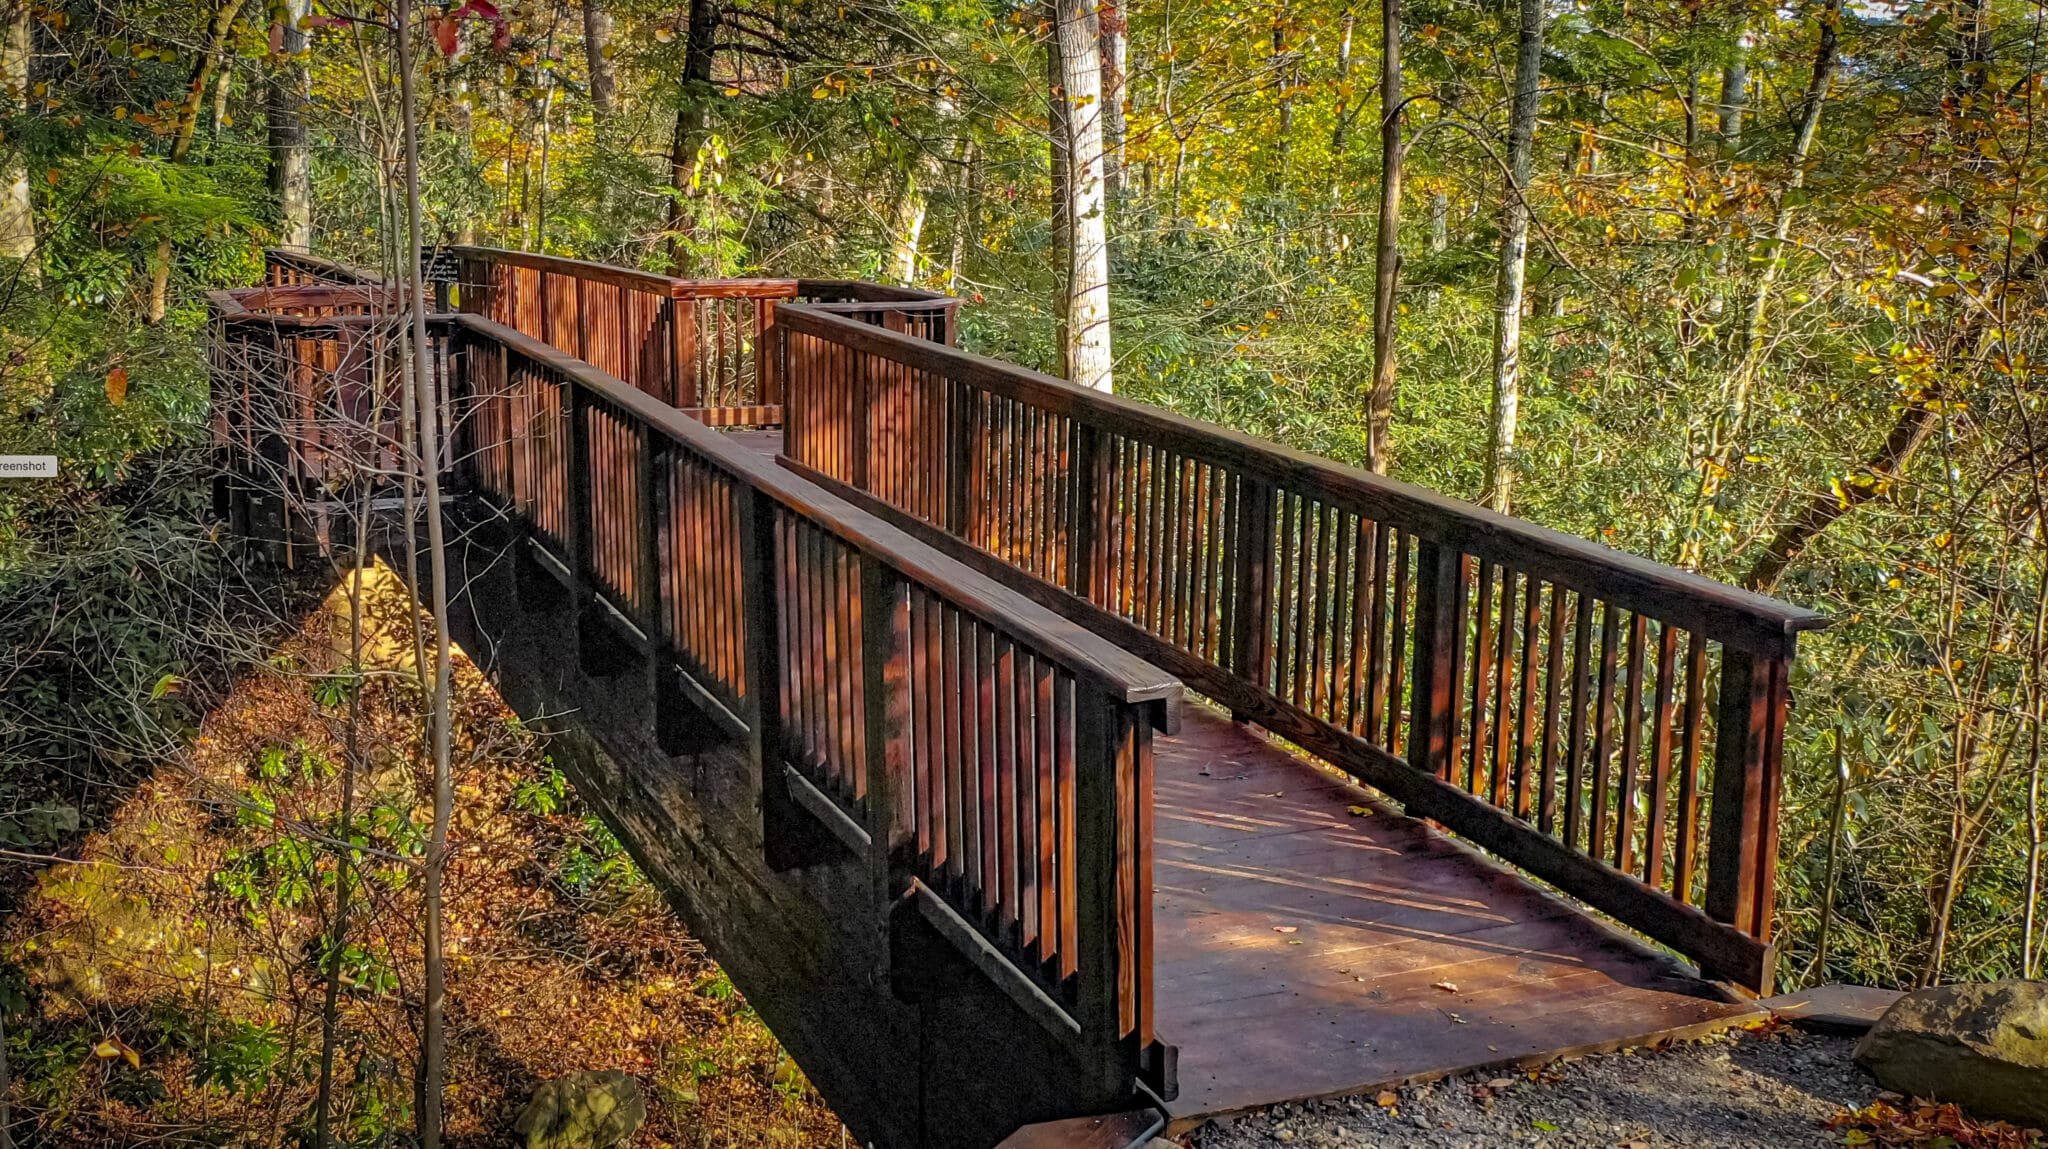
[210,248,1826,1149]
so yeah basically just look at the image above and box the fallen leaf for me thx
[1433,980,1458,993]
[105,366,128,406]
[1346,805,1372,816]
[1273,925,1297,934]
[1374,1091,1398,1107]
[1532,1120,1557,1132]
[92,1037,141,1069]
[1486,1078,1515,1090]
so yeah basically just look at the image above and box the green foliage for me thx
[511,761,569,817]
[191,1019,290,1099]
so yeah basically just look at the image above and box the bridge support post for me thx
[1407,542,1469,781]
[1702,644,1789,993]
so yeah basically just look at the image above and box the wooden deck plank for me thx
[1150,706,1762,1122]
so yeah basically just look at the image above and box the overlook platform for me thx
[211,248,1820,1148]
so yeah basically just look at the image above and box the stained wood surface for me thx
[1147,705,1761,1121]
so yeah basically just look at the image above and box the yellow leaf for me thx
[93,1037,141,1069]
[105,366,128,406]
[654,26,675,41]
[1346,805,1372,817]
[1374,1091,1398,1107]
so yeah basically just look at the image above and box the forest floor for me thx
[1187,1022,2044,1149]
[2,562,842,1148]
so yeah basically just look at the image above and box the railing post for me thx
[1408,542,1469,780]
[1228,477,1275,719]
[637,425,663,632]
[861,563,914,909]
[1705,643,1791,962]
[735,484,781,750]
[852,332,872,493]
[757,297,780,408]
[674,296,699,408]
[563,379,590,587]
[1072,687,1128,1095]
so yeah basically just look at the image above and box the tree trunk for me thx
[1428,190,1447,252]
[149,0,248,323]
[663,0,721,272]
[1740,395,1937,592]
[1717,44,1747,157]
[396,0,458,1141]
[1689,0,1840,545]
[0,0,35,273]
[1365,0,1401,474]
[948,139,978,287]
[1481,0,1544,513]
[584,0,616,120]
[887,171,925,285]
[1046,10,1072,368]
[1055,0,1112,391]
[1099,0,1126,200]
[268,0,312,249]
[1327,7,1356,233]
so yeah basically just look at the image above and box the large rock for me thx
[1855,979,2048,1129]
[513,1070,647,1149]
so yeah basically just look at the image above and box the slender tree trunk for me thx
[1741,396,1937,592]
[663,0,721,271]
[583,0,615,120]
[395,0,457,1142]
[1055,0,1112,392]
[1099,0,1126,200]
[150,0,248,323]
[1686,0,1841,556]
[887,171,925,285]
[268,0,312,249]
[314,495,372,1148]
[1717,43,1747,157]
[1735,2,1838,371]
[948,140,978,287]
[1328,8,1356,231]
[1428,190,1447,252]
[1366,0,1401,474]
[0,0,35,273]
[1046,11,1072,368]
[1481,0,1544,513]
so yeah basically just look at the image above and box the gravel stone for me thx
[1189,1028,1877,1148]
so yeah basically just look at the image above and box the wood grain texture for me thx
[1148,707,1761,1121]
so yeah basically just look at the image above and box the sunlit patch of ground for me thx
[5,560,842,1148]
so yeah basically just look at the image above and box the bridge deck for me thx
[1151,707,1759,1121]
[725,427,1759,1121]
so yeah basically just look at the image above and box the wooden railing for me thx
[264,248,385,287]
[207,287,452,489]
[449,247,959,428]
[775,304,1829,995]
[444,312,1179,1097]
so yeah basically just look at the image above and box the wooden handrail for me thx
[775,302,1829,994]
[778,307,1822,652]
[263,247,385,287]
[444,310,1177,1096]
[448,315,1181,707]
[445,246,961,426]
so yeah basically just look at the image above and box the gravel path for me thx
[1189,1026,1876,1149]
